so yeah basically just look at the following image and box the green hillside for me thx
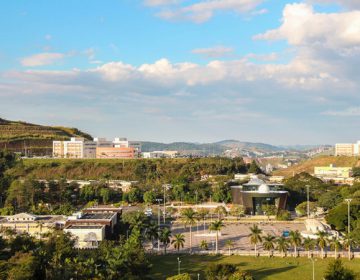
[273,155,360,177]
[0,117,92,156]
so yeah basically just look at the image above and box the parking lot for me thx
[166,221,306,253]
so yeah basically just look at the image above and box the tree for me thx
[229,270,254,280]
[159,227,172,254]
[143,190,156,205]
[316,231,328,259]
[214,206,227,219]
[200,240,208,250]
[171,233,185,253]
[288,230,302,257]
[343,233,356,261]
[181,208,196,253]
[303,237,315,258]
[210,220,225,254]
[145,221,159,250]
[249,225,262,257]
[318,192,342,210]
[7,252,40,280]
[262,234,276,257]
[261,204,277,218]
[295,201,317,217]
[276,210,291,221]
[248,160,262,174]
[225,240,234,255]
[276,236,289,257]
[230,205,244,219]
[329,236,342,259]
[205,263,237,280]
[324,259,355,280]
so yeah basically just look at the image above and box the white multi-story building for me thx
[335,141,360,156]
[53,137,97,159]
[142,150,179,159]
[113,138,141,153]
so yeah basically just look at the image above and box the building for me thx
[113,138,141,153]
[0,213,65,238]
[53,137,97,159]
[335,141,360,156]
[64,205,122,248]
[231,176,288,215]
[53,137,141,159]
[142,150,179,159]
[96,147,136,159]
[314,164,353,178]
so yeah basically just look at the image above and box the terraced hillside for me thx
[0,118,92,156]
[273,155,360,177]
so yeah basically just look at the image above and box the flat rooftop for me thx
[66,225,104,229]
[80,213,115,220]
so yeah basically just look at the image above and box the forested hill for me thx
[0,117,92,156]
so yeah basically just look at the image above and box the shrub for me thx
[276,210,291,221]
[166,273,192,280]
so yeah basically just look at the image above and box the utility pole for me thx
[345,199,352,234]
[155,198,162,252]
[163,184,171,224]
[306,185,310,218]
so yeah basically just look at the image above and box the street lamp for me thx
[177,257,181,275]
[156,198,163,252]
[345,198,352,235]
[310,258,316,280]
[198,273,200,280]
[163,184,171,224]
[345,198,353,260]
[306,185,310,218]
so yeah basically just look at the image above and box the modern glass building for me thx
[231,176,288,215]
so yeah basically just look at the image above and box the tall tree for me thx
[209,220,225,254]
[263,234,276,257]
[329,236,342,259]
[171,233,185,253]
[276,236,289,258]
[159,227,172,254]
[289,230,302,257]
[324,260,355,280]
[316,231,328,259]
[303,237,315,258]
[249,225,262,257]
[181,208,196,253]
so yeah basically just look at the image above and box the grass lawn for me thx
[148,254,360,280]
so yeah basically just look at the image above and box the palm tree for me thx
[200,240,208,251]
[263,234,276,257]
[316,231,328,259]
[343,233,356,260]
[209,220,225,254]
[171,233,185,252]
[145,221,159,250]
[276,236,289,257]
[181,208,196,253]
[289,230,302,257]
[159,227,172,254]
[249,225,262,257]
[329,236,342,259]
[303,237,315,258]
[225,240,234,255]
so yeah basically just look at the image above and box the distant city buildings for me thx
[53,137,141,159]
[142,150,179,159]
[335,141,360,156]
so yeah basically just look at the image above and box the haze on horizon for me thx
[0,0,359,145]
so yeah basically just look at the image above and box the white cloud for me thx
[191,46,234,58]
[156,0,264,23]
[20,52,65,67]
[309,0,360,9]
[255,3,360,52]
[144,0,180,6]
[322,107,360,116]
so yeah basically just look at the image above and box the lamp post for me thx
[345,198,352,260]
[310,258,316,280]
[306,185,310,218]
[177,257,181,275]
[163,184,171,224]
[156,198,163,252]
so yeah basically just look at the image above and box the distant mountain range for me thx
[0,116,331,157]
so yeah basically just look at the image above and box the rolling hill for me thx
[0,117,92,156]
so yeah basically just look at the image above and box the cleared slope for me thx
[273,155,360,177]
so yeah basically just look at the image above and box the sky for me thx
[0,0,359,145]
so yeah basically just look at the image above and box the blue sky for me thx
[0,0,359,145]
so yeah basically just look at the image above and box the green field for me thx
[148,254,360,280]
